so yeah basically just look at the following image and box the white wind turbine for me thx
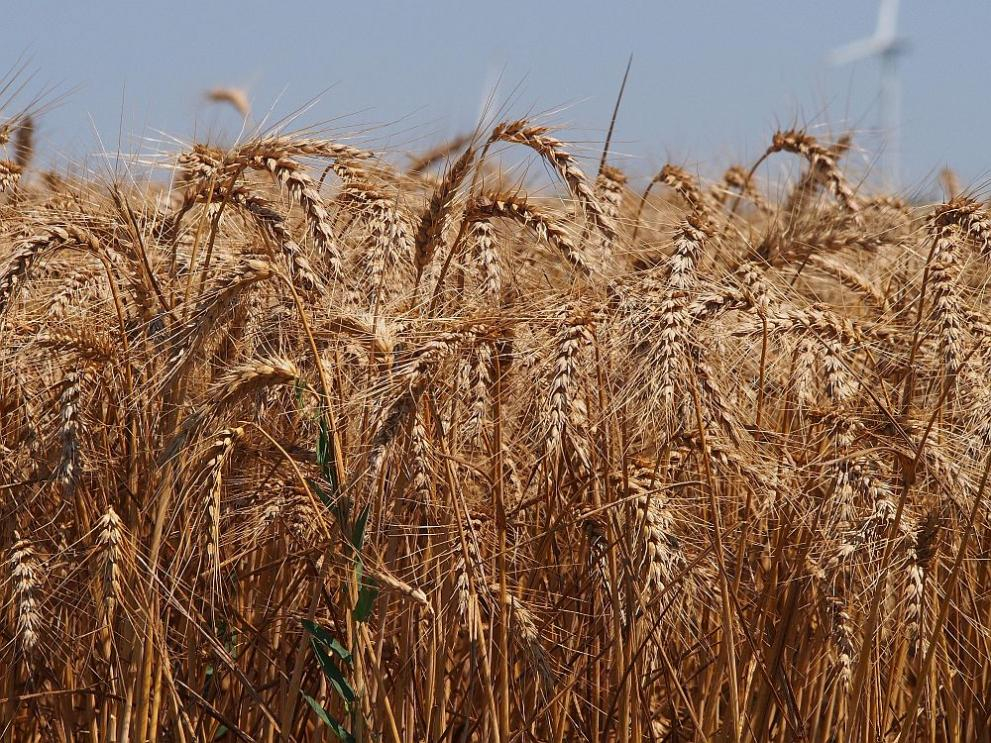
[829,0,908,188]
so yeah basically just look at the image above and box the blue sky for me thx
[4,1,989,193]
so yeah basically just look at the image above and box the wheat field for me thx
[1,87,991,742]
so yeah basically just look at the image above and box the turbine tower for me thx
[829,0,908,188]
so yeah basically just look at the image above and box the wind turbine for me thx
[829,0,908,188]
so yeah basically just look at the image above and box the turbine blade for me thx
[876,0,899,41]
[828,36,888,66]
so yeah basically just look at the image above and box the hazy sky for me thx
[4,1,989,193]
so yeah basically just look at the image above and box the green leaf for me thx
[353,586,377,622]
[214,725,229,739]
[311,639,356,703]
[303,618,334,647]
[317,417,330,471]
[353,565,379,623]
[327,636,352,663]
[303,693,355,743]
[334,495,353,534]
[303,620,352,664]
[316,415,340,493]
[352,505,371,550]
[308,479,333,510]
[317,415,330,469]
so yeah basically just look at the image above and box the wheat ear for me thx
[96,507,124,634]
[468,218,500,298]
[768,129,859,212]
[56,368,86,494]
[490,119,616,241]
[240,151,344,276]
[0,160,21,192]
[905,511,940,658]
[368,326,486,478]
[545,309,596,472]
[470,195,590,275]
[166,259,273,382]
[0,226,88,315]
[208,356,301,409]
[8,534,41,653]
[594,164,627,260]
[202,427,244,575]
[413,144,476,279]
[227,185,323,291]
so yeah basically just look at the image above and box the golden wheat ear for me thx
[489,119,616,242]
[8,534,42,654]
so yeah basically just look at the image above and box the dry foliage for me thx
[2,99,991,743]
